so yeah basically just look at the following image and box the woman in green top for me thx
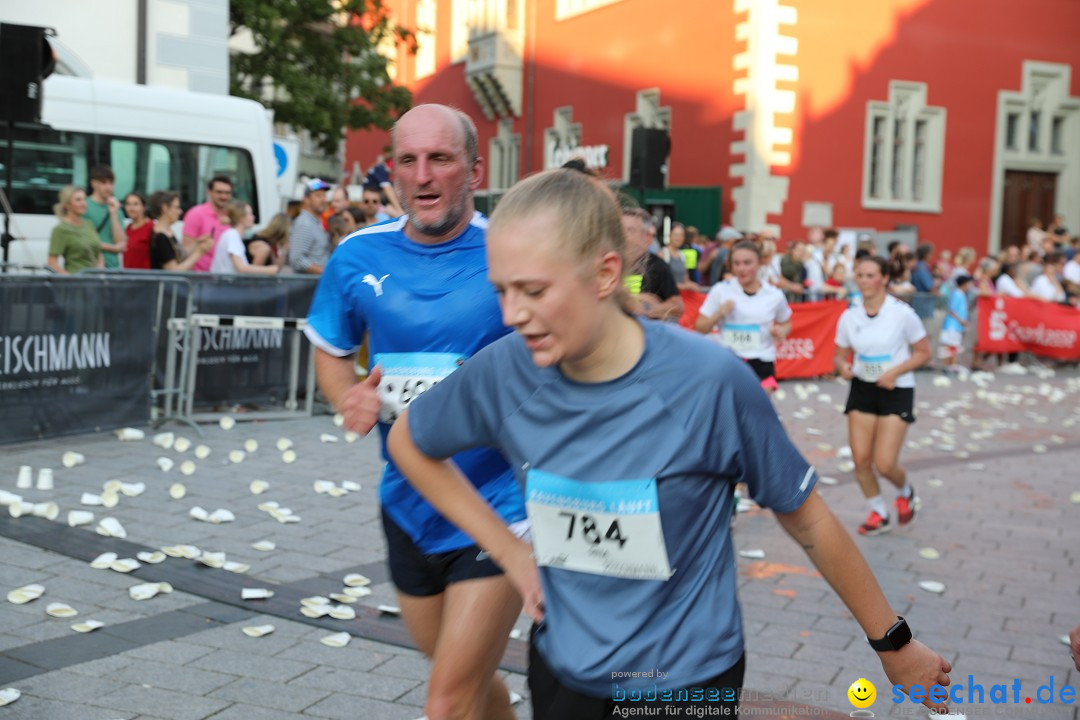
[47,186,103,275]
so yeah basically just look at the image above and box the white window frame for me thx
[861,81,945,213]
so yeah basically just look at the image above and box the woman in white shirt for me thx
[834,256,931,537]
[695,241,792,391]
[210,203,280,276]
[995,262,1032,299]
[1029,252,1066,303]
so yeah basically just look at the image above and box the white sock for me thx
[867,495,889,519]
[897,482,913,499]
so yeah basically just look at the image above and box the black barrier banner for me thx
[0,278,157,444]
[154,275,317,406]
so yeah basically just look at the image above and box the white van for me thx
[1,75,280,268]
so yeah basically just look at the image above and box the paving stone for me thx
[289,665,421,700]
[189,647,314,682]
[122,639,217,666]
[0,695,129,720]
[301,692,424,720]
[371,653,432,681]
[110,658,235,695]
[9,667,120,703]
[209,676,331,712]
[92,683,232,720]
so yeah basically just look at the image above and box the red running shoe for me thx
[858,511,891,536]
[896,490,921,525]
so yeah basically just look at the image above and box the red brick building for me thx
[347,0,1080,254]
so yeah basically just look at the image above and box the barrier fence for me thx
[1,271,320,445]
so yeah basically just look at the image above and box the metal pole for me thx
[2,120,14,269]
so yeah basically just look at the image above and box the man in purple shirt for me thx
[183,175,233,272]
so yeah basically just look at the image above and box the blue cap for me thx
[305,178,330,196]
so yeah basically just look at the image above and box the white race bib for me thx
[525,469,673,581]
[374,352,464,424]
[722,323,763,354]
[857,353,893,382]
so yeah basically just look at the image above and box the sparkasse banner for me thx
[976,295,1080,360]
[0,277,156,444]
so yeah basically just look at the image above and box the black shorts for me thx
[381,512,503,597]
[844,378,916,423]
[528,629,745,720]
[745,358,776,383]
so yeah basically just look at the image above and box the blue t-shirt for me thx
[407,319,817,696]
[304,212,525,553]
[942,287,969,334]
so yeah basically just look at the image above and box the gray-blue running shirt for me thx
[407,319,817,696]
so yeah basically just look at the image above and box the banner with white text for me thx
[0,278,157,444]
[976,295,1080,360]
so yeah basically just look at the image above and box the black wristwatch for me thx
[868,617,912,652]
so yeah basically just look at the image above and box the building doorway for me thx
[1001,170,1057,248]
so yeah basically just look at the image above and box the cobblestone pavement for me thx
[0,367,1078,719]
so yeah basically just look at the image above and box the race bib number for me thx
[857,353,893,382]
[525,469,673,581]
[373,352,464,424]
[722,323,763,354]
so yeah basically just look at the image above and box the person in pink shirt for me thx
[182,175,233,272]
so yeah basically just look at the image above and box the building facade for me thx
[345,0,1080,254]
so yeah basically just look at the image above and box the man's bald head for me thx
[392,104,478,165]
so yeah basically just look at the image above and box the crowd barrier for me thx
[0,270,321,444]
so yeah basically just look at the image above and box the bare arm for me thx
[652,294,684,321]
[769,319,792,340]
[776,493,952,712]
[232,253,279,276]
[694,299,734,334]
[387,410,542,620]
[834,344,853,379]
[47,255,68,275]
[877,337,931,389]
[314,349,381,435]
[99,199,127,253]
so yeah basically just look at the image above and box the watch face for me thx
[888,619,912,648]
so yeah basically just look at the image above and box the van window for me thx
[3,125,258,221]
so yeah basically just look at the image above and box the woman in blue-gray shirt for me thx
[388,169,952,720]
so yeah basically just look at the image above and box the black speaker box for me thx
[0,24,54,124]
[629,127,669,190]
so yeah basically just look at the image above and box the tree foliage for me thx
[230,0,414,156]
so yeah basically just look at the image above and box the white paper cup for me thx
[16,465,33,489]
[61,452,84,468]
[0,490,23,506]
[32,502,59,521]
[8,501,32,518]
[97,517,126,538]
[67,510,94,527]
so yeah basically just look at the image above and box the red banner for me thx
[976,295,1080,359]
[679,291,846,379]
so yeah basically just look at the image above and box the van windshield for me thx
[1,124,258,221]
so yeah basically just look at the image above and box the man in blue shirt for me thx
[305,104,526,720]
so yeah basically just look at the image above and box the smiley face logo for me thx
[847,678,876,709]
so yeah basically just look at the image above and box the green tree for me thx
[230,0,414,156]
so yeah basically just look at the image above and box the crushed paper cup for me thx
[343,574,372,587]
[321,631,351,648]
[61,452,85,468]
[249,480,269,495]
[313,480,334,494]
[197,551,226,569]
[173,436,192,453]
[179,460,196,476]
[194,444,211,459]
[32,502,60,521]
[301,596,330,608]
[119,482,146,497]
[80,492,103,506]
[244,439,258,453]
[927,478,944,488]
[129,582,172,600]
[110,558,141,573]
[156,457,175,472]
[918,548,941,560]
[241,588,274,600]
[0,688,21,706]
[169,483,186,500]
[1070,492,1080,504]
[281,449,297,464]
[36,468,55,490]
[46,602,78,618]
[115,427,145,441]
[1033,444,1048,454]
[252,540,275,552]
[136,551,166,564]
[276,438,293,452]
[90,552,118,569]
[242,624,274,637]
[818,476,839,486]
[7,584,45,604]
[327,486,348,498]
[152,432,175,449]
[228,450,246,464]
[377,604,401,616]
[300,605,332,618]
[208,508,235,524]
[329,593,357,604]
[918,580,946,594]
[341,480,361,492]
[71,620,104,633]
[328,605,356,620]
[320,433,339,443]
[16,465,33,489]
[509,628,523,640]
[100,491,120,509]
[510,691,523,705]
[67,510,94,527]
[257,501,280,511]
[189,506,210,522]
[344,431,359,443]
[224,561,250,574]
[219,416,236,431]
[96,517,127,538]
[333,413,345,427]
[838,460,855,473]
[342,586,372,599]
[738,549,766,559]
[103,480,122,494]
